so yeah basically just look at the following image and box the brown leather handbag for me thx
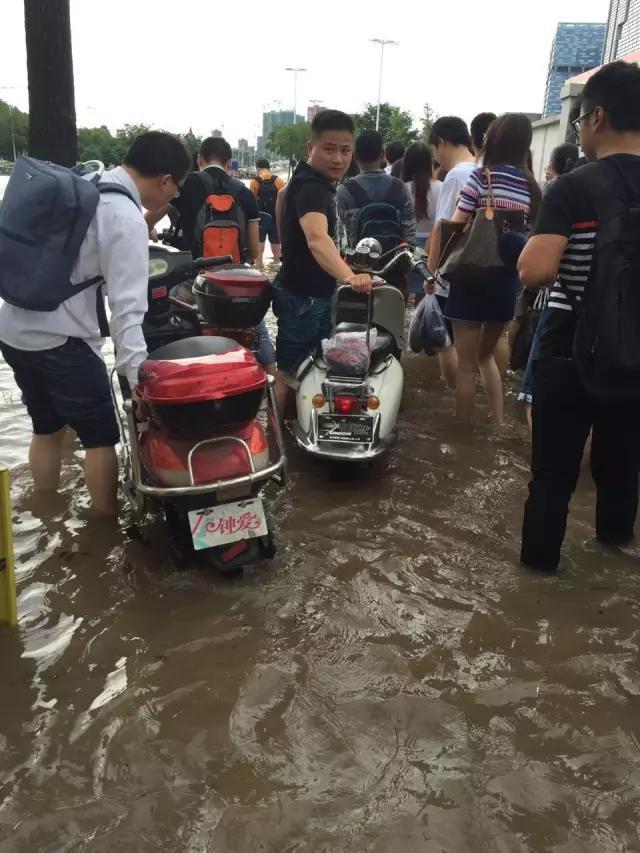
[438,169,525,284]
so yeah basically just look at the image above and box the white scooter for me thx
[292,239,430,463]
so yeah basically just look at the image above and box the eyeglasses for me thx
[571,106,612,138]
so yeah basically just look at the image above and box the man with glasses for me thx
[0,131,191,514]
[517,61,640,571]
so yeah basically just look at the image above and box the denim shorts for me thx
[271,276,333,374]
[259,212,280,245]
[0,338,120,448]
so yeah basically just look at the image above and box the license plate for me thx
[188,498,268,551]
[317,414,374,444]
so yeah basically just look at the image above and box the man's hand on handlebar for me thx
[344,272,373,294]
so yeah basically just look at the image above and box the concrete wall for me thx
[531,116,559,182]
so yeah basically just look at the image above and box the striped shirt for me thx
[457,165,532,219]
[546,220,596,313]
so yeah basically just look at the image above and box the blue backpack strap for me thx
[344,178,370,208]
[97,182,138,206]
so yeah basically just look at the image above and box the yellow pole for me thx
[0,468,17,627]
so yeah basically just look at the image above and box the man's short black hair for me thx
[200,136,233,164]
[429,116,473,149]
[581,60,640,132]
[384,141,405,164]
[311,109,355,138]
[470,112,496,150]
[356,129,384,163]
[124,131,191,183]
[256,157,270,169]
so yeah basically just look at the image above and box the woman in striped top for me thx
[444,113,540,424]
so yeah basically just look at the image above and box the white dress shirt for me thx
[0,166,149,387]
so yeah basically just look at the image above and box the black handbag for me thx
[510,288,548,371]
[438,168,526,284]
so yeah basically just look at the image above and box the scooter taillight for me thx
[333,393,360,415]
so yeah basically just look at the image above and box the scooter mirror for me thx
[355,238,383,259]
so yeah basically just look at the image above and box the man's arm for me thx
[275,185,287,240]
[98,218,150,388]
[241,187,261,262]
[517,177,574,287]
[518,235,568,287]
[299,212,370,292]
[144,204,171,234]
[246,220,260,262]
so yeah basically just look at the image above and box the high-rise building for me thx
[604,0,640,61]
[307,103,326,123]
[238,138,248,152]
[543,22,606,116]
[262,110,305,139]
[211,128,223,138]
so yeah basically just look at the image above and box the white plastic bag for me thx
[322,329,377,375]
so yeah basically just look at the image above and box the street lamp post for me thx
[369,39,398,131]
[285,67,307,125]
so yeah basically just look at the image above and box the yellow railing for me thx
[0,468,17,626]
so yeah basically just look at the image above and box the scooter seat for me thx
[334,322,396,366]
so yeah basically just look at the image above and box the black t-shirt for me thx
[536,154,640,359]
[280,161,338,299]
[171,165,260,258]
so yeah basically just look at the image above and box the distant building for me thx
[238,138,248,152]
[543,22,606,117]
[262,110,305,139]
[211,128,223,138]
[604,0,640,61]
[306,104,326,123]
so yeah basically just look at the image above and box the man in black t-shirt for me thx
[272,110,371,414]
[146,136,260,261]
[517,61,640,571]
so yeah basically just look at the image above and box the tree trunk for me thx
[24,0,77,166]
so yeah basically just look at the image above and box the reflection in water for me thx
[1,257,640,850]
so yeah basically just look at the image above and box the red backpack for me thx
[193,170,247,263]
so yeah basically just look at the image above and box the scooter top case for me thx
[193,265,271,330]
[137,336,266,435]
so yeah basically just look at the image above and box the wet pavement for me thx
[1,273,640,851]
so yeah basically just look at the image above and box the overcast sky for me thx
[1,0,609,145]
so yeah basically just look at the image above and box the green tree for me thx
[352,102,418,145]
[178,128,202,162]
[419,102,438,143]
[268,122,310,163]
[77,125,118,164]
[0,100,29,160]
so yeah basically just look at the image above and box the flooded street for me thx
[2,282,640,851]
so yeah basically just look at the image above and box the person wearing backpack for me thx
[336,129,415,282]
[0,131,191,515]
[250,158,285,265]
[145,137,275,374]
[517,60,640,572]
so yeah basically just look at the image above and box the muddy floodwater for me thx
[1,276,640,851]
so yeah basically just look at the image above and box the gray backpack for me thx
[0,156,136,312]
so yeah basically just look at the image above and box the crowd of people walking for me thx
[1,59,639,576]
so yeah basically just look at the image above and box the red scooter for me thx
[118,248,286,571]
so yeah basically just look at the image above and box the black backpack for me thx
[254,174,279,216]
[345,178,405,254]
[571,159,640,400]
